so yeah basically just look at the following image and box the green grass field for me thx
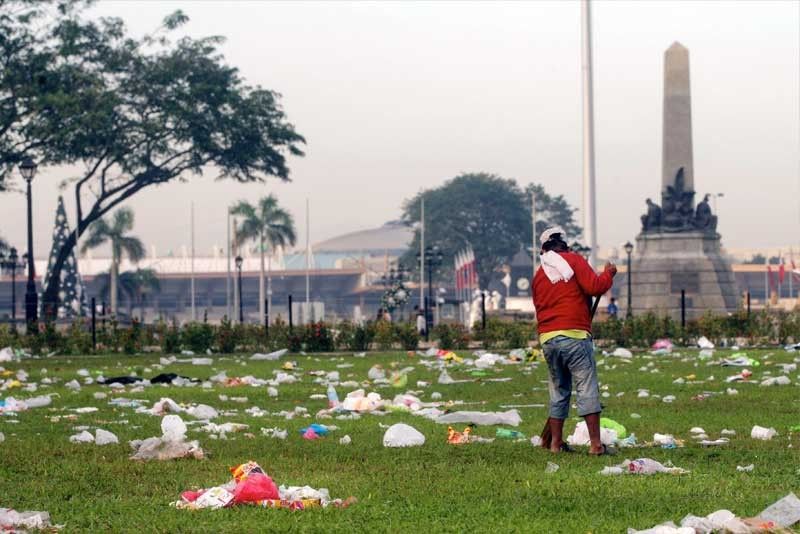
[0,346,798,533]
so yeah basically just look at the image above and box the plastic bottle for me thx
[496,428,525,439]
[326,385,339,409]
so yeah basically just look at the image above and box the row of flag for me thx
[454,245,478,291]
[766,253,800,290]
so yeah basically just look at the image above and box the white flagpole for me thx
[190,201,196,321]
[305,197,311,323]
[581,0,598,267]
[419,198,425,310]
[531,188,538,278]
[764,265,769,305]
[226,208,231,320]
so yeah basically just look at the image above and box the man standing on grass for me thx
[532,227,617,455]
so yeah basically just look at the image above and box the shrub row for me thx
[2,309,798,355]
[592,309,800,347]
[0,318,420,355]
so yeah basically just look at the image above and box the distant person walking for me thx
[607,297,618,319]
[415,308,426,336]
[533,227,617,455]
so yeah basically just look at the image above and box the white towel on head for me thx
[540,251,574,283]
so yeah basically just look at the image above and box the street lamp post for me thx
[0,247,24,330]
[416,246,443,341]
[19,158,38,328]
[235,255,243,323]
[624,241,634,319]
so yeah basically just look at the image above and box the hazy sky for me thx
[1,0,798,258]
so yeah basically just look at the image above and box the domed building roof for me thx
[313,221,413,255]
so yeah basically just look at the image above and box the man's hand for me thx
[604,262,618,277]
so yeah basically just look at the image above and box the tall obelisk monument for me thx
[617,42,738,320]
[662,42,694,195]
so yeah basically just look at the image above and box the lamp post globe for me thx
[624,241,634,318]
[19,158,38,328]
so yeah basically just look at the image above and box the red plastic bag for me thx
[181,490,203,503]
[233,473,279,504]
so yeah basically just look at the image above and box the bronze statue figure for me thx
[640,198,662,232]
[661,167,696,232]
[694,193,717,232]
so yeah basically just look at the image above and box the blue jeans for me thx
[543,336,602,419]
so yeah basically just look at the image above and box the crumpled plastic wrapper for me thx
[129,415,204,461]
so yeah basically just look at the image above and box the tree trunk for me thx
[110,249,118,317]
[259,232,265,322]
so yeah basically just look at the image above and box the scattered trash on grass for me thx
[173,461,355,510]
[95,429,119,445]
[628,493,800,533]
[250,349,288,361]
[697,336,714,349]
[751,425,777,441]
[129,415,204,461]
[436,409,521,427]
[601,458,689,476]
[383,423,425,447]
[0,508,58,531]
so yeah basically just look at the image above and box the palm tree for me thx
[230,195,296,323]
[81,207,145,316]
[96,268,160,320]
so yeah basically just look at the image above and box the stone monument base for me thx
[617,231,739,320]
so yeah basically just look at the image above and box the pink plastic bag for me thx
[233,473,279,504]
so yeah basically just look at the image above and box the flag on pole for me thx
[767,265,777,290]
[454,253,462,291]
[466,246,478,288]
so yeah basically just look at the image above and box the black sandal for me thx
[589,444,617,456]
[558,443,576,453]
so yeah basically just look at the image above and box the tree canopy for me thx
[3,2,307,317]
[231,196,297,253]
[400,173,581,288]
[0,1,117,188]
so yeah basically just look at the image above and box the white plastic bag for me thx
[751,425,777,440]
[0,347,15,362]
[250,349,288,361]
[69,430,94,443]
[95,429,119,445]
[758,492,800,528]
[383,423,425,447]
[611,348,633,358]
[161,415,188,441]
[567,421,617,446]
[186,404,218,420]
[697,336,714,349]
[436,409,522,427]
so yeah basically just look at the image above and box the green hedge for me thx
[2,308,798,355]
[591,309,800,347]
[0,318,419,355]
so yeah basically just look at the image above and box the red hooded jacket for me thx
[532,251,613,335]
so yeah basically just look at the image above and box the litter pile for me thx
[600,458,689,476]
[129,415,204,461]
[0,508,59,531]
[628,492,800,533]
[173,461,356,510]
